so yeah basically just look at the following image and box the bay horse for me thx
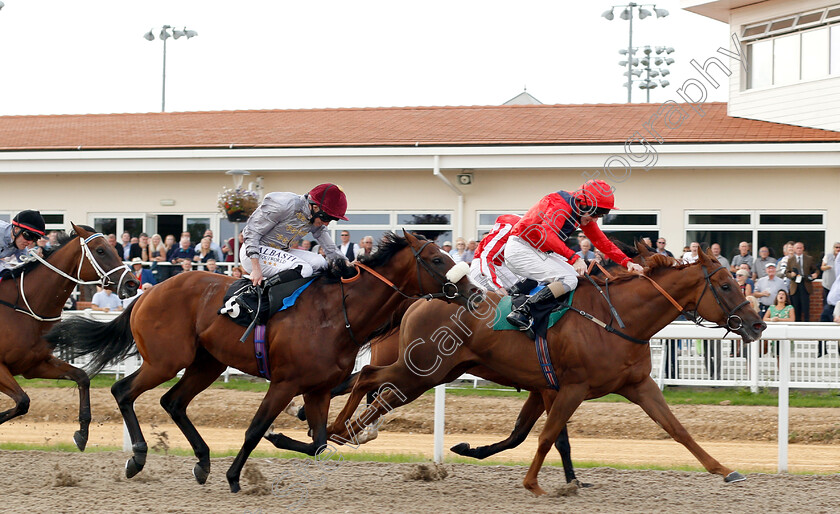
[0,224,137,450]
[47,231,478,493]
[327,245,766,495]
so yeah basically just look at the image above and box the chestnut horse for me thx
[328,246,766,495]
[47,231,477,492]
[0,224,137,450]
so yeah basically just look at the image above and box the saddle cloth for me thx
[492,289,575,332]
[220,276,315,328]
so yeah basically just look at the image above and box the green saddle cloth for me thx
[492,290,575,331]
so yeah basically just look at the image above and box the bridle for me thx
[642,262,751,335]
[9,233,133,322]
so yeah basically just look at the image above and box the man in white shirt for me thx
[681,242,700,264]
[91,287,123,312]
[753,262,787,318]
[338,230,358,261]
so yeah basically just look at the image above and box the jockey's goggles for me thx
[19,229,42,242]
[313,211,339,223]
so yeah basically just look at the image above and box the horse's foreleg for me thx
[159,348,226,484]
[451,390,544,459]
[265,390,331,454]
[112,363,180,479]
[327,365,388,436]
[294,372,359,422]
[0,364,29,425]
[227,381,297,493]
[21,357,91,451]
[523,383,588,496]
[618,376,743,482]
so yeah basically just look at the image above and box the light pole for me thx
[226,169,251,266]
[602,3,669,102]
[637,45,675,102]
[143,25,198,112]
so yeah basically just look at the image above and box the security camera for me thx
[457,173,473,185]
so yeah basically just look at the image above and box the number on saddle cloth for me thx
[219,266,310,327]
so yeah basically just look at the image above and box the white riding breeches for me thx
[503,236,578,292]
[468,257,519,291]
[240,244,327,279]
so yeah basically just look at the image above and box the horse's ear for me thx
[70,222,84,237]
[635,240,652,258]
[697,246,711,264]
[403,229,418,246]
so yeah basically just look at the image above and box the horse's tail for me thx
[45,300,138,376]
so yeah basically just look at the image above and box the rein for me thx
[2,233,132,322]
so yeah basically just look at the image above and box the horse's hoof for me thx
[229,480,241,493]
[125,457,143,479]
[192,462,210,485]
[449,443,471,455]
[73,431,87,452]
[725,471,746,483]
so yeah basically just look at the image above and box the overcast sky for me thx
[0,0,731,116]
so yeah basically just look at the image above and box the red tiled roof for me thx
[0,103,837,151]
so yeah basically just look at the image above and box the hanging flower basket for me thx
[218,188,259,223]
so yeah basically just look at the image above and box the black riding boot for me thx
[507,278,539,297]
[262,265,304,290]
[506,287,557,332]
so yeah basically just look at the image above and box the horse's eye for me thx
[432,258,443,265]
[96,248,105,255]
[721,283,730,291]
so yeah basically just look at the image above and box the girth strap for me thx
[535,335,560,391]
[254,325,271,380]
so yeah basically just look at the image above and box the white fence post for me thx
[433,384,445,464]
[750,334,760,393]
[778,327,790,473]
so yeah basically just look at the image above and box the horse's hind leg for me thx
[264,390,331,454]
[22,357,91,451]
[619,376,743,482]
[0,364,29,424]
[159,348,226,484]
[112,363,181,479]
[451,390,544,459]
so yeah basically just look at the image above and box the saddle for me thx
[220,267,313,328]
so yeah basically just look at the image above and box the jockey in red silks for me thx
[503,180,644,331]
[469,214,529,296]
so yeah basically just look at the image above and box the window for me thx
[600,211,660,247]
[686,211,825,261]
[743,5,840,88]
[328,211,454,247]
[475,211,526,241]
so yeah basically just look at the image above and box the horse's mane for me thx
[582,240,692,287]
[321,231,429,283]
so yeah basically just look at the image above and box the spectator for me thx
[576,238,596,261]
[120,231,132,260]
[130,257,156,286]
[149,234,167,263]
[170,236,197,265]
[764,289,794,323]
[730,241,753,274]
[465,239,478,264]
[129,232,151,261]
[91,286,123,312]
[709,243,730,270]
[738,263,755,288]
[753,262,787,319]
[300,240,313,252]
[682,242,701,264]
[641,237,652,248]
[442,240,453,254]
[785,241,818,322]
[174,259,193,276]
[819,252,840,357]
[221,242,233,262]
[107,233,124,259]
[337,230,359,261]
[45,231,61,253]
[735,269,753,297]
[356,236,375,259]
[194,229,223,260]
[195,236,216,265]
[205,258,225,274]
[752,246,774,281]
[820,242,840,307]
[777,241,796,285]
[449,238,469,263]
[164,234,177,256]
[230,266,244,279]
[654,237,674,257]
